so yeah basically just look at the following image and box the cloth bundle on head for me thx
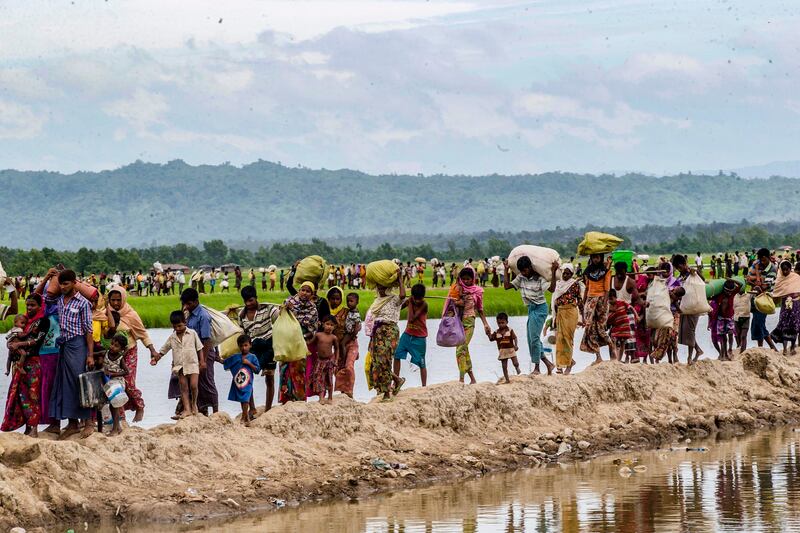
[577,231,623,256]
[295,255,327,289]
[366,260,399,289]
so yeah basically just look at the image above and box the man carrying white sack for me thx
[504,256,558,375]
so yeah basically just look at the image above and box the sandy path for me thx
[1,348,799,530]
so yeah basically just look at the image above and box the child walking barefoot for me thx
[393,284,429,387]
[312,316,338,404]
[153,311,202,418]
[104,334,130,436]
[223,335,260,425]
[489,312,520,383]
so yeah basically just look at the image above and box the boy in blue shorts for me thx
[393,284,428,386]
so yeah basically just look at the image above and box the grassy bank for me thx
[0,285,534,332]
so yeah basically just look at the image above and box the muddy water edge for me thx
[5,348,800,531]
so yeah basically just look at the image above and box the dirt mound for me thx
[4,349,800,529]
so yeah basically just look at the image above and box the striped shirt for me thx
[45,292,93,340]
[511,274,548,305]
[238,304,280,340]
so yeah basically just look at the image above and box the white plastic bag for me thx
[507,245,561,281]
[679,272,712,315]
[646,278,673,329]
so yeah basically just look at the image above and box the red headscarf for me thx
[448,266,484,312]
[23,293,46,335]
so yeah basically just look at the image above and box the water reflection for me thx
[118,427,800,533]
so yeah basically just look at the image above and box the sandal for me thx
[393,377,406,396]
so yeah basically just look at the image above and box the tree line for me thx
[3,220,800,275]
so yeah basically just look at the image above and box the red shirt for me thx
[405,299,428,337]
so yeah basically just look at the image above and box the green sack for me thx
[272,309,309,363]
[705,276,745,299]
[577,231,623,256]
[294,255,327,289]
[366,260,399,289]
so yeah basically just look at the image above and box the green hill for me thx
[2,160,796,249]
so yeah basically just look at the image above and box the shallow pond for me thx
[99,426,800,532]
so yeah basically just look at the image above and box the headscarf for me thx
[107,286,153,347]
[552,264,579,311]
[23,293,46,335]
[662,263,681,290]
[286,283,319,333]
[327,286,345,317]
[773,262,800,298]
[584,254,609,282]
[448,266,484,311]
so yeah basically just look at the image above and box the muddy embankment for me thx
[1,348,799,530]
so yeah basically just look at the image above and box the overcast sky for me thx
[0,0,797,175]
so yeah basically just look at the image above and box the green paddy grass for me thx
[0,284,534,333]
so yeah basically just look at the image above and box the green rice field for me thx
[0,283,534,333]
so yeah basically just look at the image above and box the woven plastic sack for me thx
[273,309,309,363]
[507,245,561,282]
[646,278,673,329]
[218,334,240,360]
[679,272,712,315]
[366,260,399,289]
[577,231,623,256]
[201,305,242,347]
[295,255,327,289]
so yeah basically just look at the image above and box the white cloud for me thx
[0,99,46,139]
[0,68,60,100]
[0,0,479,60]
[619,53,704,83]
[103,90,169,133]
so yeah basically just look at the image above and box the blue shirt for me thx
[223,353,260,402]
[187,305,212,342]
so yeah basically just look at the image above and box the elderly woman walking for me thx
[552,264,583,374]
[366,268,406,401]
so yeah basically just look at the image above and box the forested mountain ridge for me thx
[3,159,798,249]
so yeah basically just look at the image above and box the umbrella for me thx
[780,245,793,251]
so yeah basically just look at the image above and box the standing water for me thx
[98,426,800,532]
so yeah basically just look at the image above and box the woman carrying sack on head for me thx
[280,281,319,403]
[366,267,406,402]
[580,254,616,364]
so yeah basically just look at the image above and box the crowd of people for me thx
[0,246,795,439]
